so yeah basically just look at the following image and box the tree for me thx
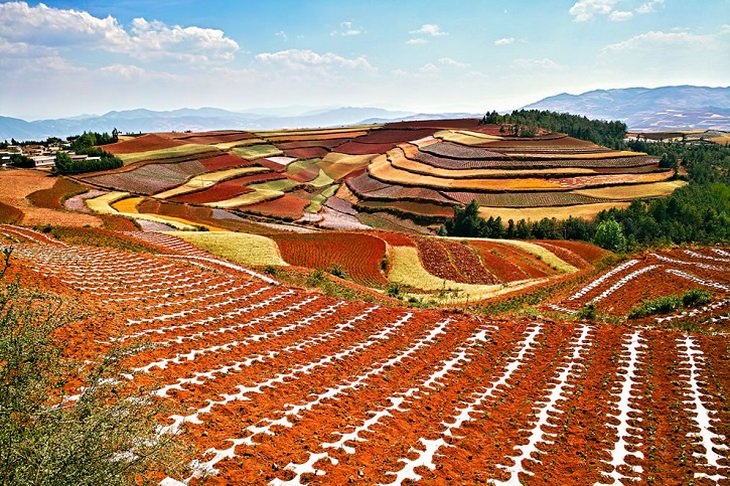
[444,200,483,237]
[593,219,627,252]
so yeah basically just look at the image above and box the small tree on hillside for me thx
[593,219,627,252]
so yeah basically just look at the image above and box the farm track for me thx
[1,226,728,485]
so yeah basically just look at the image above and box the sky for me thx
[1,0,728,120]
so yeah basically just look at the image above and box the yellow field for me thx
[387,245,548,302]
[478,202,632,222]
[85,191,130,214]
[574,180,687,200]
[308,169,335,188]
[708,134,730,145]
[116,144,215,165]
[153,167,269,199]
[368,154,564,190]
[214,138,267,150]
[169,231,287,266]
[203,189,283,209]
[111,196,144,213]
[434,130,502,145]
[232,144,284,160]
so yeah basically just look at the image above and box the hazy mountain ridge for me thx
[524,85,730,130]
[0,107,473,141]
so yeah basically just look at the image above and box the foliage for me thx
[329,263,347,279]
[54,151,123,175]
[682,288,713,308]
[67,131,118,151]
[481,109,627,147]
[7,154,35,168]
[0,248,187,485]
[629,295,683,319]
[593,219,626,252]
[385,281,403,298]
[575,302,597,321]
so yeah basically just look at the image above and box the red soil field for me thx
[370,230,415,247]
[470,240,558,279]
[353,128,437,144]
[270,232,388,287]
[0,202,23,224]
[27,177,88,210]
[170,172,285,205]
[333,141,399,155]
[414,237,498,285]
[238,193,309,220]
[534,241,591,270]
[102,134,187,154]
[470,241,530,282]
[199,153,255,171]
[3,233,727,485]
[281,146,330,159]
[273,139,351,150]
[542,239,608,263]
[168,131,257,145]
[383,118,482,129]
[83,160,207,194]
[358,200,455,220]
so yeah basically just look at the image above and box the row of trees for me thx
[55,131,123,174]
[445,112,730,250]
[481,109,628,148]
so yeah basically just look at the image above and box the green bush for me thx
[629,295,682,319]
[385,282,403,299]
[682,288,712,308]
[329,263,347,279]
[0,248,188,485]
[575,302,596,321]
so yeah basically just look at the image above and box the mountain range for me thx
[524,85,730,131]
[0,107,477,142]
[3,85,729,141]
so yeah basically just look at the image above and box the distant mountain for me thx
[524,85,730,131]
[0,106,427,141]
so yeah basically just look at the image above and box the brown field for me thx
[0,170,103,227]
[574,180,687,200]
[102,134,187,154]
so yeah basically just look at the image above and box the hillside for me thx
[524,85,730,131]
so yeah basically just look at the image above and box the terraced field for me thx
[72,120,681,229]
[2,225,727,485]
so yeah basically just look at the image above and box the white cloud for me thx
[438,57,468,68]
[98,64,146,78]
[0,1,239,63]
[409,23,447,37]
[570,0,663,21]
[405,38,428,45]
[419,63,440,74]
[636,0,664,14]
[330,21,364,37]
[512,58,562,70]
[254,49,374,71]
[602,30,716,54]
[569,0,619,21]
[609,10,634,21]
[275,30,287,41]
[494,37,515,46]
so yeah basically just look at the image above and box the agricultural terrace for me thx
[67,119,681,231]
[2,226,727,485]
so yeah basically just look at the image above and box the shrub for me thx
[306,268,327,286]
[0,248,188,484]
[575,302,596,321]
[629,295,682,319]
[385,282,403,299]
[682,288,712,308]
[329,263,347,279]
[263,264,280,276]
[593,219,627,252]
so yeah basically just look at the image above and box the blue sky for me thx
[1,0,728,119]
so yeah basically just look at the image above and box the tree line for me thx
[55,131,123,174]
[444,110,730,251]
[481,109,628,148]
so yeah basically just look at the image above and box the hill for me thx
[524,85,730,131]
[0,107,476,142]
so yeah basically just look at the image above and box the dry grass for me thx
[478,238,577,273]
[478,202,632,222]
[153,167,269,199]
[204,189,283,209]
[85,191,130,214]
[170,231,287,266]
[575,180,687,200]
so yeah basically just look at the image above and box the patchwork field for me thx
[2,225,727,485]
[67,119,683,229]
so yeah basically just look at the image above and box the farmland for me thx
[62,119,684,229]
[1,225,727,485]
